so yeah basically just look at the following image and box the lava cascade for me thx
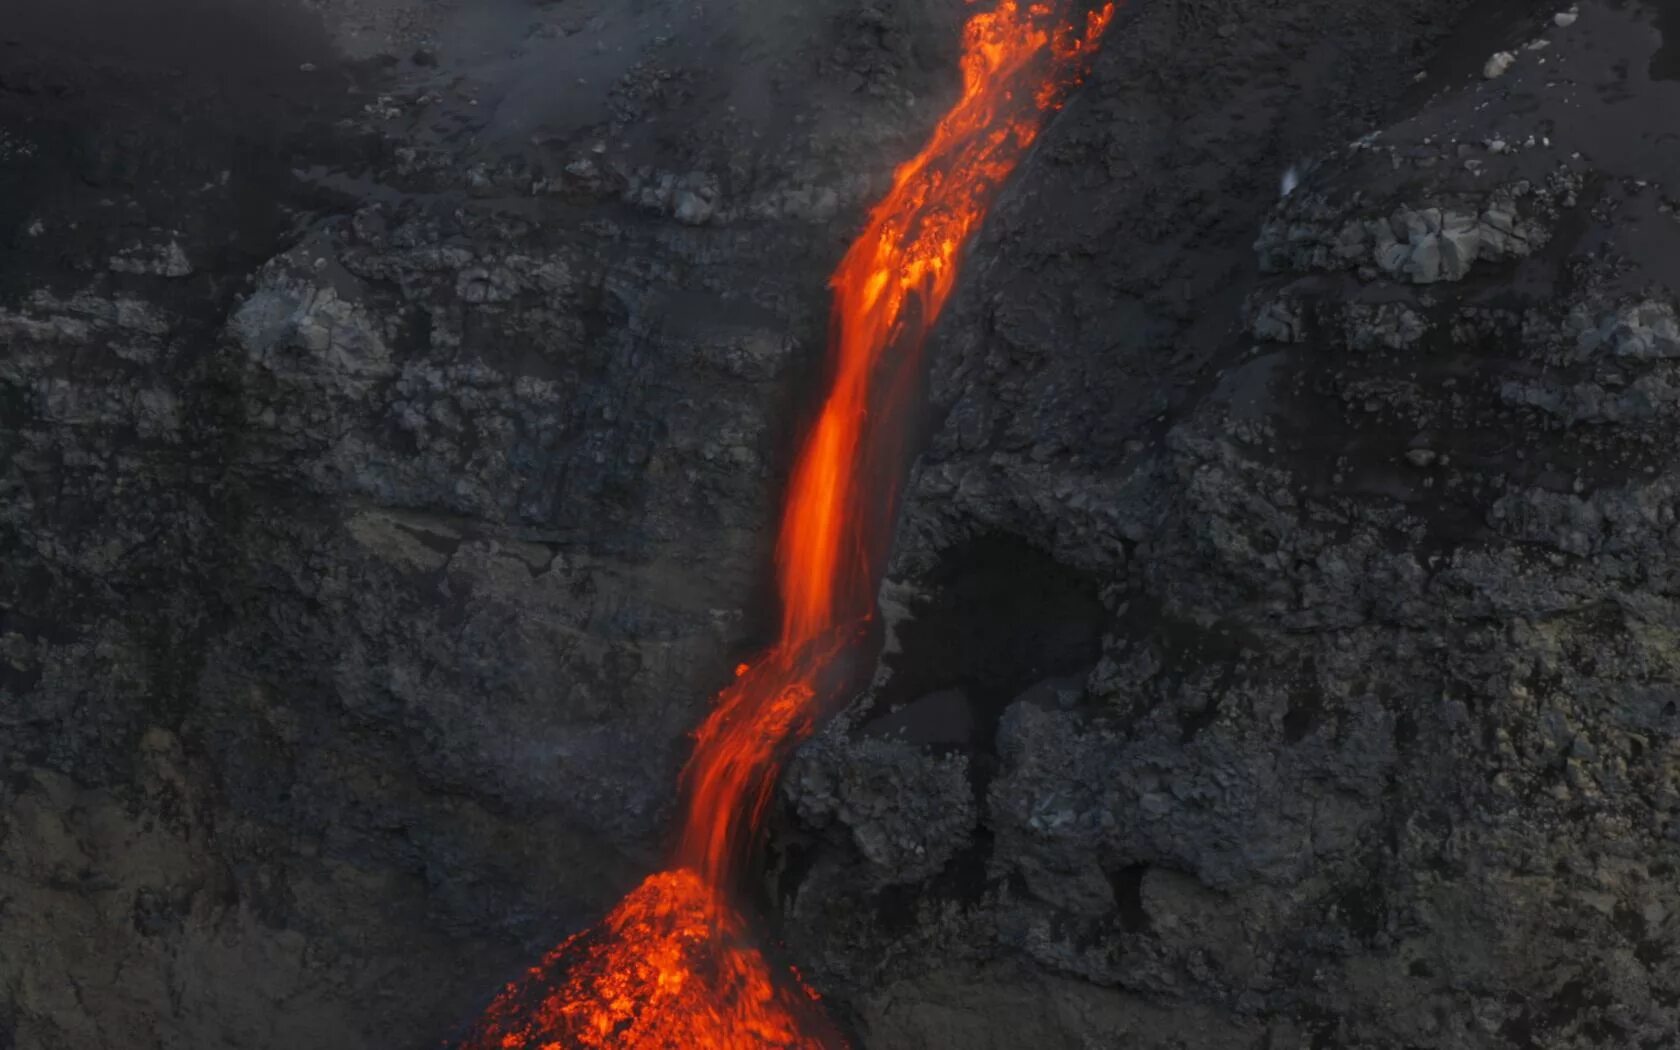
[457,3,1113,1047]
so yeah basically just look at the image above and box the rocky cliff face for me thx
[4,1,1678,1048]
[1,1,944,1044]
[774,3,1680,1047]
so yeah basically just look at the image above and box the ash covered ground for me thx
[4,0,1680,1048]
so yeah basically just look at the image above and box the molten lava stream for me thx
[456,2,1113,1047]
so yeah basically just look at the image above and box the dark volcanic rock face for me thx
[5,0,1680,1048]
[772,2,1680,1048]
[1,0,959,1045]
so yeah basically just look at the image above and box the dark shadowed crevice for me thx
[1652,0,1680,81]
[1107,864,1151,933]
[863,534,1105,785]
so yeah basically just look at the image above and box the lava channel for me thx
[456,3,1114,1047]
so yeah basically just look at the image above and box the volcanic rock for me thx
[6,1,1680,1049]
[1483,49,1517,77]
[769,2,1680,1048]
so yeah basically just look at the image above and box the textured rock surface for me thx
[6,1,1680,1049]
[0,0,954,1045]
[771,2,1680,1048]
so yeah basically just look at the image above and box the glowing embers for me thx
[774,0,1115,648]
[455,2,1115,1046]
[676,640,851,890]
[458,869,837,1050]
[458,642,855,1050]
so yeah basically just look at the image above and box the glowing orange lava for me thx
[457,3,1112,1047]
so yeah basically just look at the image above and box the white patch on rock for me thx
[108,239,193,278]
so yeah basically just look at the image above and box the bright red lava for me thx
[457,4,1113,1047]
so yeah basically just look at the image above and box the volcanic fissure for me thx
[456,3,1114,1046]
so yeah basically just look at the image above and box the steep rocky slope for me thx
[4,1,1677,1049]
[774,2,1680,1047]
[1,1,954,1044]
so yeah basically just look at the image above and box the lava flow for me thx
[457,3,1113,1047]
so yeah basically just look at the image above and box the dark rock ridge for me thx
[4,0,1678,1048]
